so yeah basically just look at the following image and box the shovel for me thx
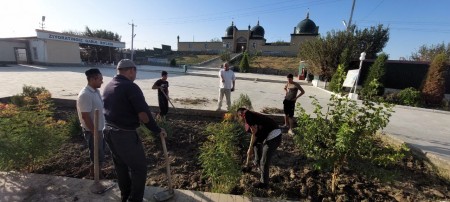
[153,133,175,201]
[90,109,115,194]
[160,87,176,110]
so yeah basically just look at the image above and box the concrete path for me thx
[1,64,449,200]
[0,171,295,202]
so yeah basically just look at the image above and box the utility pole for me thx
[128,21,137,61]
[347,0,356,32]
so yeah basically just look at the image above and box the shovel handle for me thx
[93,109,100,182]
[160,135,173,189]
[160,89,176,109]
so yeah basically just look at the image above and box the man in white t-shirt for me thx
[76,68,106,178]
[217,62,236,111]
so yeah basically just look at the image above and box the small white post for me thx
[349,52,366,100]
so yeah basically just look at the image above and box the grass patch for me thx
[250,56,299,71]
[175,55,218,65]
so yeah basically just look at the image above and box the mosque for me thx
[177,12,319,56]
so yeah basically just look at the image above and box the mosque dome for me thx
[251,20,265,38]
[296,12,317,34]
[225,21,237,37]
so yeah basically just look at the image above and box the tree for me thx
[421,53,448,106]
[410,42,450,62]
[210,38,221,42]
[299,25,389,79]
[239,51,250,73]
[63,26,122,63]
[328,48,351,93]
[361,53,388,97]
[328,64,346,93]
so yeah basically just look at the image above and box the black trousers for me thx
[158,95,169,116]
[253,134,282,184]
[104,126,147,202]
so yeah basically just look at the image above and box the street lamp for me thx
[349,52,366,100]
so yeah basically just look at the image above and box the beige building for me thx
[177,12,319,56]
[0,30,125,66]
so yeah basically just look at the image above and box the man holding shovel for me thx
[103,59,167,202]
[238,107,282,188]
[152,71,169,119]
[76,68,106,179]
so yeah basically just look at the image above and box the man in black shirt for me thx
[103,59,167,202]
[152,71,169,118]
[237,108,282,188]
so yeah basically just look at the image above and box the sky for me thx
[1,0,449,60]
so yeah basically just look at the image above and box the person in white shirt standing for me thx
[217,62,236,111]
[76,68,106,178]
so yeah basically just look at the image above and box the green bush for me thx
[67,113,82,139]
[397,87,421,107]
[0,86,68,171]
[170,58,177,67]
[220,51,231,62]
[229,93,253,113]
[199,121,246,193]
[137,118,174,141]
[329,48,351,93]
[294,95,407,193]
[362,53,388,98]
[328,64,346,93]
[239,51,250,73]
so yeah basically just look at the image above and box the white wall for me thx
[29,39,47,63]
[0,40,27,62]
[29,39,81,65]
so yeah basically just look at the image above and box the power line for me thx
[360,0,385,21]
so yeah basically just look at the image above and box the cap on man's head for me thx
[85,68,101,77]
[117,59,136,69]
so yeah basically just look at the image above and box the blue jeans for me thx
[83,130,106,164]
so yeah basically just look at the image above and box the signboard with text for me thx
[36,30,125,48]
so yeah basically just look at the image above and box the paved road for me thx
[1,64,449,164]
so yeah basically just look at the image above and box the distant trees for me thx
[421,53,448,106]
[410,42,450,62]
[63,26,122,63]
[299,24,389,79]
[210,38,221,42]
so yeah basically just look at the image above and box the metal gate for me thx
[15,48,28,64]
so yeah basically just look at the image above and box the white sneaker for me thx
[216,107,221,111]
